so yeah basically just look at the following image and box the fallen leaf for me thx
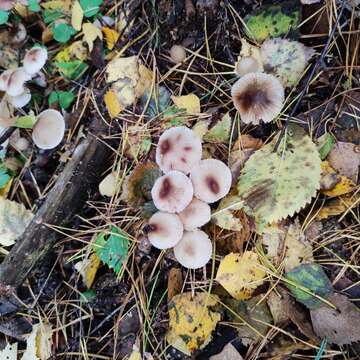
[128,347,142,360]
[99,172,117,197]
[82,22,102,52]
[0,198,33,246]
[102,27,119,50]
[316,193,359,220]
[166,292,221,355]
[203,112,231,143]
[22,322,52,360]
[167,267,183,301]
[74,253,100,289]
[104,90,122,118]
[261,223,286,265]
[212,195,244,231]
[52,22,76,43]
[310,293,360,345]
[267,290,289,324]
[210,343,244,360]
[80,0,102,17]
[317,133,335,160]
[124,125,152,160]
[171,94,201,114]
[235,38,263,76]
[320,160,340,190]
[216,251,266,300]
[71,0,83,31]
[0,343,17,360]
[321,175,356,197]
[192,119,211,139]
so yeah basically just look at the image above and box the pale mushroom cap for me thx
[190,159,232,203]
[231,72,284,125]
[14,137,29,151]
[235,56,261,77]
[156,126,202,174]
[32,109,65,149]
[10,23,27,45]
[23,47,48,75]
[6,68,31,97]
[8,88,31,108]
[173,229,212,269]
[170,45,186,64]
[151,170,193,213]
[0,0,15,11]
[0,69,14,92]
[147,212,184,249]
[178,198,211,231]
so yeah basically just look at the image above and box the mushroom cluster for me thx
[0,46,47,109]
[145,126,232,269]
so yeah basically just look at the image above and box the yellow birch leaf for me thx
[171,94,201,114]
[102,27,119,50]
[135,64,153,97]
[316,194,358,220]
[71,1,83,31]
[216,251,266,300]
[106,56,139,83]
[42,0,72,10]
[74,253,101,289]
[82,23,102,52]
[104,90,122,117]
[322,176,356,197]
[128,347,142,360]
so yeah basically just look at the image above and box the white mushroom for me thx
[8,88,31,108]
[151,170,193,213]
[155,126,202,174]
[32,109,65,149]
[178,198,211,230]
[0,0,15,11]
[170,45,186,64]
[0,69,14,92]
[13,137,29,151]
[231,72,284,125]
[146,211,184,249]
[23,47,48,75]
[235,56,261,77]
[190,159,232,203]
[6,68,31,97]
[173,229,212,269]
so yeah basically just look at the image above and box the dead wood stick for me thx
[0,116,111,298]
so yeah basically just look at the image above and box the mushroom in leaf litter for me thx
[23,46,48,75]
[151,170,193,213]
[155,126,202,174]
[178,197,211,231]
[5,67,31,97]
[146,211,184,249]
[8,88,31,108]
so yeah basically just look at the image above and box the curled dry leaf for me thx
[216,251,266,300]
[74,253,101,289]
[316,193,359,220]
[22,322,52,360]
[167,267,183,301]
[310,293,360,345]
[261,223,286,265]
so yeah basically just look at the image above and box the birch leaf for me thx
[71,0,83,31]
[82,22,102,52]
[74,253,101,289]
[22,323,52,360]
[171,94,200,114]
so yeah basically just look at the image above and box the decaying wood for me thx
[0,116,110,298]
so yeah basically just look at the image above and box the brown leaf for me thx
[167,267,183,301]
[210,343,244,360]
[310,293,360,345]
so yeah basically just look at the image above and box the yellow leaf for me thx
[102,27,119,50]
[135,64,153,97]
[322,175,356,197]
[22,322,52,360]
[171,94,201,114]
[104,90,122,118]
[128,348,142,360]
[0,178,13,198]
[71,1,83,31]
[216,251,266,300]
[166,292,220,355]
[42,0,72,11]
[82,22,102,52]
[74,253,100,289]
[55,41,87,63]
[316,194,358,220]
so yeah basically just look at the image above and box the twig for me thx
[273,1,347,152]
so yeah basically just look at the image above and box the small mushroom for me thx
[23,47,48,75]
[0,0,15,11]
[151,170,193,213]
[32,109,65,149]
[13,137,29,151]
[173,229,212,269]
[231,72,284,125]
[145,211,184,249]
[0,69,14,92]
[170,45,186,64]
[8,88,31,108]
[235,56,261,77]
[156,126,202,174]
[6,68,31,97]
[178,198,211,230]
[190,159,232,203]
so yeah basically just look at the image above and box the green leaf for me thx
[0,10,9,25]
[203,112,231,143]
[80,289,96,303]
[0,165,11,189]
[55,60,88,80]
[94,226,129,274]
[80,0,102,17]
[52,23,76,43]
[286,263,333,309]
[49,91,75,109]
[317,133,335,160]
[245,2,300,43]
[237,124,321,229]
[28,0,41,12]
[44,9,64,24]
[14,114,37,129]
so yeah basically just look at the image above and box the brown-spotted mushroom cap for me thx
[173,229,212,269]
[23,47,48,75]
[151,170,193,213]
[146,211,184,249]
[156,126,202,174]
[6,68,31,97]
[32,109,65,149]
[178,198,211,231]
[8,88,31,108]
[231,72,284,125]
[190,159,232,203]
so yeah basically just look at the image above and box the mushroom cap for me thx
[32,109,65,149]
[170,45,186,64]
[151,170,193,213]
[0,69,14,92]
[6,68,31,97]
[23,47,48,75]
[231,72,284,125]
[235,56,261,77]
[8,88,31,108]
[156,126,202,174]
[190,159,232,203]
[178,198,211,230]
[10,23,27,45]
[173,229,212,269]
[0,0,15,11]
[146,211,184,249]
